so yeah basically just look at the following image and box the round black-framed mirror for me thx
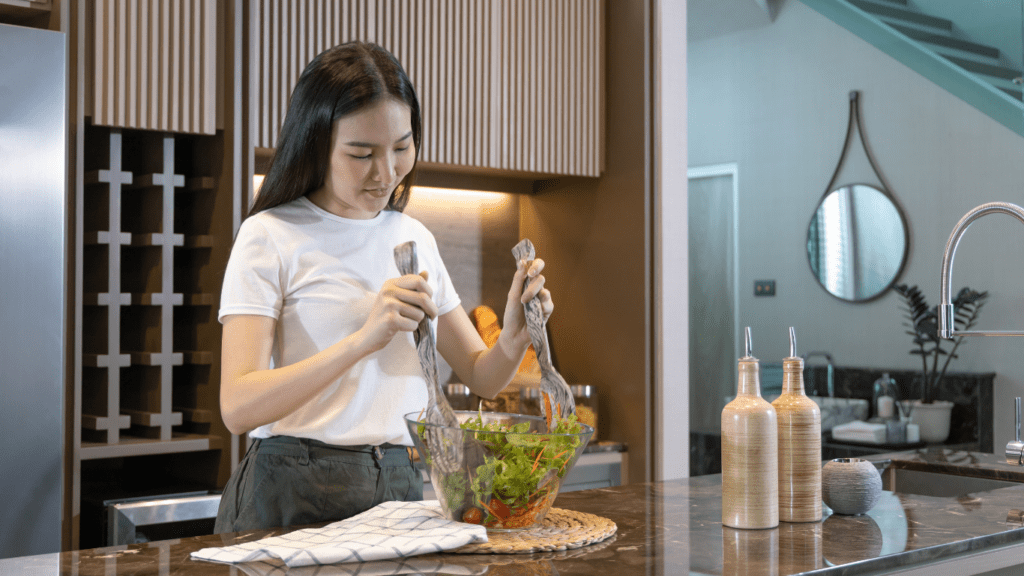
[806,183,909,302]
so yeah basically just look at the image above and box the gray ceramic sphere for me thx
[821,458,882,515]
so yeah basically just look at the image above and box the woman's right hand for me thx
[358,271,438,352]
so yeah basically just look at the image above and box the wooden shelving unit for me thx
[75,123,237,548]
[81,129,196,444]
[80,432,223,460]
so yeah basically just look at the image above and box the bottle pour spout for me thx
[744,326,753,358]
[789,327,797,358]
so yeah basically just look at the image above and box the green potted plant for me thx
[893,284,988,443]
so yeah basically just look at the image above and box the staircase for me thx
[800,0,1024,137]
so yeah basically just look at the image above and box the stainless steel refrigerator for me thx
[0,22,67,558]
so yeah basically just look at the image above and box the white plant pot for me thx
[909,400,954,444]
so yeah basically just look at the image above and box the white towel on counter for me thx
[191,500,488,568]
[225,556,488,576]
[831,420,887,444]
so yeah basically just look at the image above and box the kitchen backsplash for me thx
[405,186,521,384]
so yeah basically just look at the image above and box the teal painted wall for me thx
[688,1,1024,442]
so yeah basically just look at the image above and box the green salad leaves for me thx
[415,409,589,528]
[456,412,585,528]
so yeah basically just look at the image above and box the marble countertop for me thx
[8,448,1024,575]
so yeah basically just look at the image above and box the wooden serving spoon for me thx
[512,239,575,427]
[393,242,461,467]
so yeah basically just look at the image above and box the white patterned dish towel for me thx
[191,500,488,568]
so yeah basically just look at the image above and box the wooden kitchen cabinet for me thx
[252,0,604,177]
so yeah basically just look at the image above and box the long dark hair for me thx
[249,41,422,217]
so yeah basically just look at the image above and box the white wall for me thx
[688,1,1024,446]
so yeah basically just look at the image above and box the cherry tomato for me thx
[489,497,512,520]
[462,507,483,524]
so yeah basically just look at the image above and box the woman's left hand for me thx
[498,258,553,356]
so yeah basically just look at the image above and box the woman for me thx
[213,41,552,533]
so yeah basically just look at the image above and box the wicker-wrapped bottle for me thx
[721,327,779,530]
[772,327,822,523]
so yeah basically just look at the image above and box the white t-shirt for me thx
[219,196,461,446]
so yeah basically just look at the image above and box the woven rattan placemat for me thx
[451,508,617,554]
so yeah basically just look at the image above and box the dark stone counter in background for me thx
[691,367,995,476]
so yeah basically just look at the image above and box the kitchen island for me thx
[7,449,1024,575]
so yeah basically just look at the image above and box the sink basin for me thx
[879,464,1021,497]
[808,396,869,431]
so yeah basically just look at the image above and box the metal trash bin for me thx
[105,492,221,545]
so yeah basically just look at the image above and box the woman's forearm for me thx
[464,330,530,399]
[220,321,376,435]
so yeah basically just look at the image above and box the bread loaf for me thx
[470,305,539,374]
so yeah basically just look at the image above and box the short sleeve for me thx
[421,227,461,316]
[219,219,285,322]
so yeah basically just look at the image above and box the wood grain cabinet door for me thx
[87,0,218,134]
[253,0,603,177]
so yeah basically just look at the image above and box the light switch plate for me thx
[754,280,776,296]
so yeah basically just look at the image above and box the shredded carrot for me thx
[477,498,503,525]
[542,392,553,430]
[502,494,554,528]
[531,446,547,473]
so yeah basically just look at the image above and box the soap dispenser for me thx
[721,327,779,530]
[771,327,822,523]
[873,373,896,420]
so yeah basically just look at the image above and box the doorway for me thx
[687,164,739,474]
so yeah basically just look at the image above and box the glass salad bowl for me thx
[404,410,594,531]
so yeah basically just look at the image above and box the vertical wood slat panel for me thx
[114,0,124,127]
[529,0,537,172]
[251,1,600,175]
[496,0,507,170]
[586,0,594,175]
[204,0,217,132]
[517,0,525,172]
[492,0,604,176]
[148,0,159,131]
[138,0,148,129]
[572,0,581,175]
[272,0,281,146]
[181,0,191,131]
[170,0,180,131]
[90,0,216,134]
[541,0,547,173]
[126,0,135,128]
[159,1,169,130]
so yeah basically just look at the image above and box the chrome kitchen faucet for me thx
[939,202,1024,339]
[936,202,1024,464]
